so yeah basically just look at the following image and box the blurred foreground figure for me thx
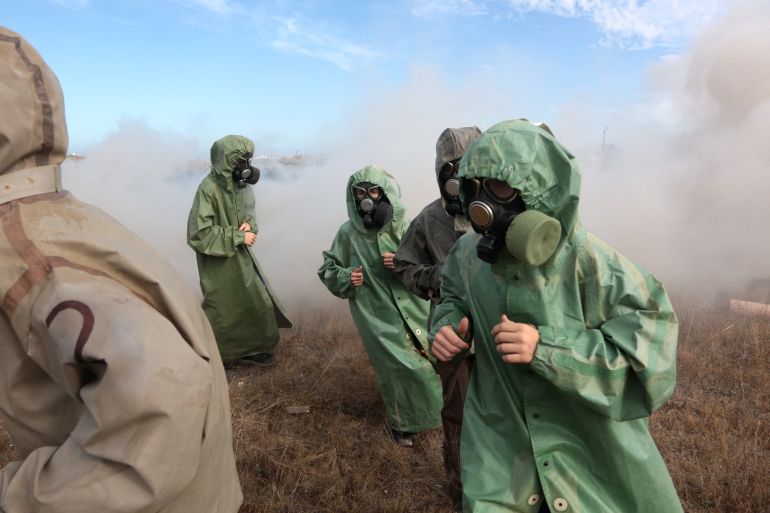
[394,126,480,507]
[431,120,683,513]
[318,165,442,447]
[187,135,292,366]
[0,27,242,512]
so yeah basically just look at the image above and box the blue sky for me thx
[4,0,727,153]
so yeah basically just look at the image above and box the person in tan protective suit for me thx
[0,27,242,513]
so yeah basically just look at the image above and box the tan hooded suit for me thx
[0,27,242,512]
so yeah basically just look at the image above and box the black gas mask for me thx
[353,181,393,229]
[439,158,463,217]
[462,177,526,264]
[232,152,260,188]
[461,177,562,266]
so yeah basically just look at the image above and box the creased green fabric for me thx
[318,165,442,432]
[431,120,683,513]
[187,135,291,360]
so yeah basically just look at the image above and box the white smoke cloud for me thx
[60,65,530,314]
[62,1,769,308]
[62,121,205,295]
[572,0,770,295]
[251,66,529,309]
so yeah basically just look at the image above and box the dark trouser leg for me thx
[435,354,475,508]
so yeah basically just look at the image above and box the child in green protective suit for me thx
[431,120,683,513]
[187,135,292,366]
[318,165,443,447]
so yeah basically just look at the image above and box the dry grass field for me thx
[1,298,768,512]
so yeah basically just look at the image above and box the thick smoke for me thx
[571,0,770,296]
[63,121,204,294]
[62,1,769,311]
[252,67,531,309]
[64,67,526,314]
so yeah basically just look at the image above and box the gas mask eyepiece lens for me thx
[468,201,494,228]
[440,159,461,180]
[444,178,460,198]
[483,178,518,203]
[353,185,382,201]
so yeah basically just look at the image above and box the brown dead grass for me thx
[0,299,767,512]
[0,418,12,474]
[651,298,770,513]
[229,303,452,513]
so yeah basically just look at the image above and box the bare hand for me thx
[244,232,257,246]
[351,266,364,287]
[491,314,539,364]
[239,223,251,232]
[432,317,470,362]
[382,252,395,270]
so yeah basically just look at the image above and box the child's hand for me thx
[244,232,257,246]
[491,314,539,364]
[432,317,470,362]
[382,252,395,270]
[239,223,251,232]
[351,266,364,287]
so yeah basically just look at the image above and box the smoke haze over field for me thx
[574,0,770,295]
[63,1,769,312]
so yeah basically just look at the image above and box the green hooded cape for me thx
[431,120,683,512]
[187,135,291,360]
[318,165,442,432]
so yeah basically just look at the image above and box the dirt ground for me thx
[1,299,768,512]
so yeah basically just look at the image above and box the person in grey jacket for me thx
[393,126,481,509]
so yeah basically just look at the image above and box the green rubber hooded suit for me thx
[431,120,683,513]
[318,165,442,432]
[187,135,292,360]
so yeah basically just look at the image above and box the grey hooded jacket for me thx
[394,127,482,301]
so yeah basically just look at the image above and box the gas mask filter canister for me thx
[504,210,561,266]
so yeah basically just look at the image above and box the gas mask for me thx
[439,159,463,217]
[353,181,393,229]
[232,152,260,188]
[462,177,561,265]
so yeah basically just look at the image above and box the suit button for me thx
[527,494,540,505]
[554,498,568,511]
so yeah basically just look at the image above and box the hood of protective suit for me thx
[0,27,67,194]
[434,126,482,184]
[460,119,580,253]
[209,134,255,190]
[0,27,243,512]
[345,164,406,233]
